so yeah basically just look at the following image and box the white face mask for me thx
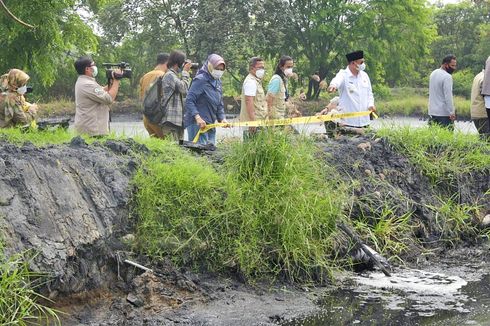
[255,68,265,79]
[91,65,98,78]
[284,68,293,77]
[211,69,224,80]
[357,62,366,71]
[17,85,27,95]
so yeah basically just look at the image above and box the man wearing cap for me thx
[327,50,375,128]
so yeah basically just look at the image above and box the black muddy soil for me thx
[0,134,488,325]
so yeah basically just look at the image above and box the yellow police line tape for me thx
[192,110,378,143]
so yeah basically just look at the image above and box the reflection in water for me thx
[282,272,490,326]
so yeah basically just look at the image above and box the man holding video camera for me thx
[74,55,121,136]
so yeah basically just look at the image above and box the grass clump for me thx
[222,130,347,282]
[376,126,490,184]
[0,127,129,147]
[132,130,348,283]
[0,243,60,325]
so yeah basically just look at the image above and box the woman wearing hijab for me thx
[0,69,37,128]
[184,54,228,145]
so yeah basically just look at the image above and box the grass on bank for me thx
[0,243,60,325]
[376,125,490,185]
[0,127,129,146]
[376,126,489,244]
[132,130,349,283]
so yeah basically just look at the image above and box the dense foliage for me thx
[1,0,488,100]
[132,131,347,282]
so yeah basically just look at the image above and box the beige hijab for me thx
[482,56,490,96]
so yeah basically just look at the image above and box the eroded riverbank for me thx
[0,126,488,325]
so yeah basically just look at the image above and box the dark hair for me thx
[74,56,93,75]
[274,55,293,81]
[248,57,264,69]
[442,55,456,65]
[167,50,186,69]
[157,53,169,65]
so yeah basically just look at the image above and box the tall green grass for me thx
[376,126,490,184]
[377,126,489,245]
[132,130,348,283]
[0,243,60,325]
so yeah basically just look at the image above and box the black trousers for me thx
[428,115,454,131]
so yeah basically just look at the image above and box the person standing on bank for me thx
[470,64,489,138]
[74,55,120,136]
[184,54,228,145]
[327,50,376,128]
[428,55,457,130]
[266,55,295,119]
[139,53,169,138]
[482,56,490,132]
[240,57,267,135]
[0,69,37,128]
[159,50,192,141]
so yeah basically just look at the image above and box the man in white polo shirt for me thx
[240,57,267,136]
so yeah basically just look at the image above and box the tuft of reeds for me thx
[0,244,60,325]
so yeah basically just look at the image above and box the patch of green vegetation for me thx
[0,127,127,146]
[376,94,470,118]
[376,126,490,184]
[0,243,60,325]
[132,130,348,283]
[426,195,481,246]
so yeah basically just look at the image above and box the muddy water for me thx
[106,115,479,140]
[283,266,490,326]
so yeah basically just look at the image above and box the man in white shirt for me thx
[240,57,267,135]
[327,50,375,128]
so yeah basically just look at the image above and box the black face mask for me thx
[445,66,455,74]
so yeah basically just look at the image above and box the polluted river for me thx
[0,113,488,326]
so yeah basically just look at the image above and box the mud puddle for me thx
[283,258,490,326]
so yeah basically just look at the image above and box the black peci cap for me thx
[346,50,364,62]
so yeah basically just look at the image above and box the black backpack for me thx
[143,76,174,124]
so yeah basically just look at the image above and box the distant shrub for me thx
[452,68,474,99]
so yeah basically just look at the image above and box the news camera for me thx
[185,59,199,70]
[102,62,133,80]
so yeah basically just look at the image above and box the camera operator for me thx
[74,55,121,136]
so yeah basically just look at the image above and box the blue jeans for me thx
[186,124,216,145]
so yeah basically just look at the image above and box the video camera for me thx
[102,62,132,80]
[185,59,199,70]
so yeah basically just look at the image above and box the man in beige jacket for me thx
[470,68,489,138]
[74,56,120,136]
